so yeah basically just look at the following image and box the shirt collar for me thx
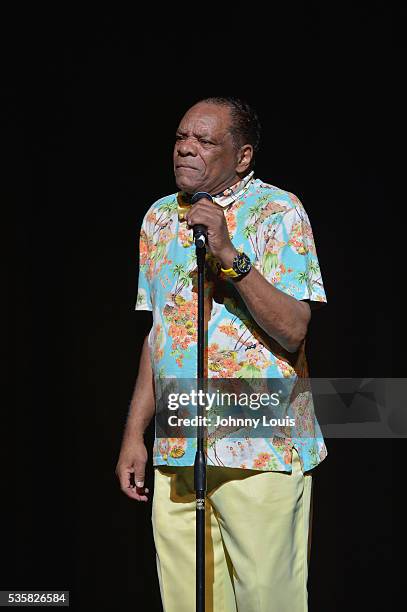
[177,171,255,221]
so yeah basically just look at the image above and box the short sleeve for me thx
[134,218,153,312]
[259,201,327,304]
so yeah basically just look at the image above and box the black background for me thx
[3,4,403,611]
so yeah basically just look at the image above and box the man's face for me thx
[173,102,241,195]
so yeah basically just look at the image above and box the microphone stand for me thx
[194,234,206,612]
[189,191,213,611]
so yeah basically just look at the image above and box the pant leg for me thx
[151,466,237,612]
[207,448,313,612]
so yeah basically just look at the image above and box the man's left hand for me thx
[185,196,237,268]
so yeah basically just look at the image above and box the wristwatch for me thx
[221,251,252,278]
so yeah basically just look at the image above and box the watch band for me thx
[220,250,251,278]
[220,265,240,278]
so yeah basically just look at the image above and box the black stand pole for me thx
[194,240,206,612]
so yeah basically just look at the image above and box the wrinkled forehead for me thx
[177,103,232,138]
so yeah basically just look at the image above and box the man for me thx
[116,97,327,611]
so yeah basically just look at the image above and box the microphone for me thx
[190,191,213,248]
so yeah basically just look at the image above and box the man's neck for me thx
[210,174,242,196]
[189,172,250,197]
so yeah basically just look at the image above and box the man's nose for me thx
[177,138,197,156]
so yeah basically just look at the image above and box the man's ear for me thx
[236,144,253,173]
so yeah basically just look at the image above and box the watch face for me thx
[234,253,252,275]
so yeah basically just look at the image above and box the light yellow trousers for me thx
[151,448,313,612]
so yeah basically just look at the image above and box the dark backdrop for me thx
[3,5,402,611]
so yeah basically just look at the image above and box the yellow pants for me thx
[151,448,313,612]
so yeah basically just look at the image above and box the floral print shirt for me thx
[135,173,328,472]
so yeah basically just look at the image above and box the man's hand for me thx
[185,197,310,352]
[115,439,150,502]
[116,334,155,502]
[185,197,237,268]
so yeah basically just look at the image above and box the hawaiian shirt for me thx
[135,172,328,472]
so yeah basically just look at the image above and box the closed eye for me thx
[175,134,215,145]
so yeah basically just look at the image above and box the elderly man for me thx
[116,97,327,612]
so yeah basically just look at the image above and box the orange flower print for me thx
[157,438,169,461]
[146,211,157,224]
[152,322,164,362]
[218,323,239,339]
[253,452,271,468]
[179,226,193,247]
[225,209,237,236]
[275,358,296,378]
[208,343,241,377]
[288,222,308,255]
[139,229,149,267]
[164,294,198,367]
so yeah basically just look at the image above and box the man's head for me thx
[173,97,261,195]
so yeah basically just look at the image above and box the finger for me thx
[129,488,150,502]
[117,466,134,491]
[190,199,224,212]
[186,208,223,227]
[135,483,150,502]
[187,201,223,217]
[134,466,146,489]
[192,196,214,206]
[122,482,150,502]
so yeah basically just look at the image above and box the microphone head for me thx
[191,191,213,204]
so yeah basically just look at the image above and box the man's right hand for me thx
[115,440,150,502]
